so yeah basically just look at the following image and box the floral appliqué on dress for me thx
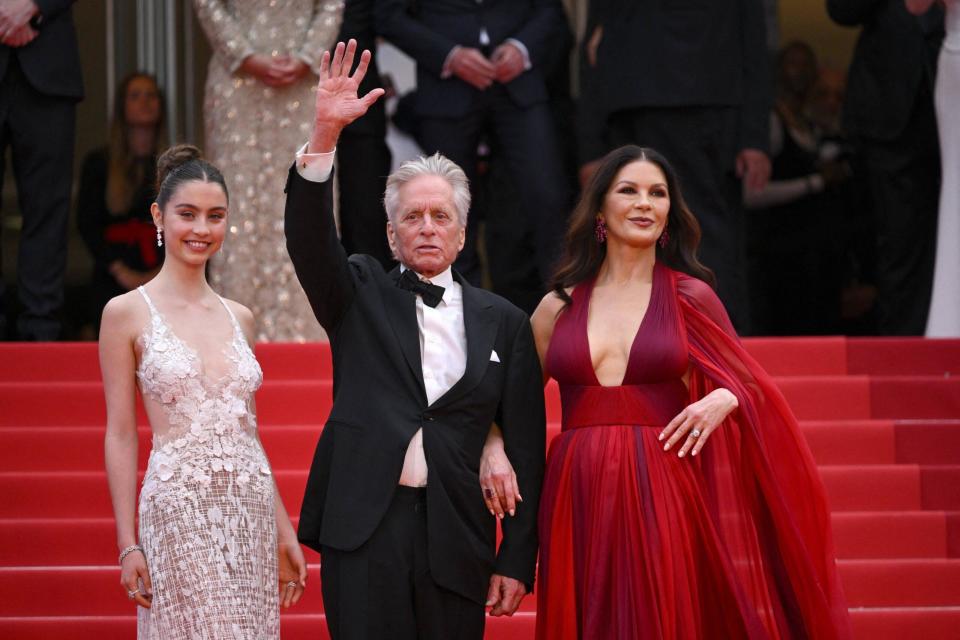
[134,286,278,639]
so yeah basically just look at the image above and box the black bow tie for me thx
[397,269,445,308]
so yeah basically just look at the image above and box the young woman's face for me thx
[152,180,228,267]
[124,76,162,127]
[599,160,670,249]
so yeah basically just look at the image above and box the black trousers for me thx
[856,91,940,335]
[0,56,76,340]
[337,128,394,270]
[606,106,751,333]
[320,487,485,640]
[417,85,570,289]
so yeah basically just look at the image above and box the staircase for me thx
[1,338,958,639]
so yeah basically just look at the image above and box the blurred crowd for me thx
[0,0,955,340]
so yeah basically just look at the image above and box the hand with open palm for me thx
[309,39,385,153]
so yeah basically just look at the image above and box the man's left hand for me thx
[492,43,525,84]
[486,574,527,616]
[0,0,38,38]
[0,23,36,47]
[736,148,771,193]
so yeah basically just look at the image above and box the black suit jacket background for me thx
[284,167,546,603]
[827,0,943,142]
[0,0,83,100]
[373,0,566,118]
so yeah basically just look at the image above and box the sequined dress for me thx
[193,0,343,341]
[134,286,278,639]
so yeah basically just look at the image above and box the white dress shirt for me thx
[295,144,468,487]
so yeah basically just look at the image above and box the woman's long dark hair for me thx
[106,72,167,215]
[550,145,715,304]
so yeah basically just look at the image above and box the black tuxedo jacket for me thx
[827,0,943,142]
[0,0,83,100]
[373,0,566,118]
[284,167,545,603]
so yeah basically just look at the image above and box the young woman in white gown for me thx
[909,0,960,336]
[101,145,307,639]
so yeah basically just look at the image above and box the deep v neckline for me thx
[139,287,242,390]
[582,262,659,388]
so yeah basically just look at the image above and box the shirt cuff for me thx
[441,45,462,79]
[505,38,532,71]
[295,142,335,182]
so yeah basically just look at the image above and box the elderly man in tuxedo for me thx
[285,41,545,640]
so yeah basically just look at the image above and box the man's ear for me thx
[386,220,397,255]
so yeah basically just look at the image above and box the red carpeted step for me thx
[849,606,960,640]
[819,465,922,511]
[0,343,100,382]
[870,377,960,420]
[839,559,960,607]
[0,470,312,519]
[895,421,960,464]
[0,564,324,617]
[831,511,948,559]
[0,425,326,472]
[0,612,538,640]
[255,343,332,379]
[921,467,960,511]
[847,338,960,376]
[775,376,872,420]
[0,380,334,427]
[742,337,847,376]
[802,420,896,465]
[0,517,324,568]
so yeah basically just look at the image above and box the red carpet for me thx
[1,338,959,638]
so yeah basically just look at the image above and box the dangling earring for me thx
[595,216,607,244]
[658,228,669,249]
[156,227,163,248]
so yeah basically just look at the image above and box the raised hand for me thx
[309,40,385,152]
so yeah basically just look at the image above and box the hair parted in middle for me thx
[383,153,471,226]
[155,144,229,211]
[550,145,715,305]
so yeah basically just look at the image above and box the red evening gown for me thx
[536,262,851,639]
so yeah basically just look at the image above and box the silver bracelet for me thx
[119,544,144,564]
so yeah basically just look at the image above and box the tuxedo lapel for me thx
[431,274,497,409]
[382,267,427,401]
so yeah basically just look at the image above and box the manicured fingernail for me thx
[678,450,685,458]
[509,509,515,516]
[691,449,698,456]
[489,509,496,516]
[485,600,495,606]
[663,443,670,451]
[658,432,664,441]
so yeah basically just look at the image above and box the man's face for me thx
[387,175,466,278]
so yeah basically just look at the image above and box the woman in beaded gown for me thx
[193,0,342,341]
[909,0,960,336]
[482,146,851,638]
[102,145,307,639]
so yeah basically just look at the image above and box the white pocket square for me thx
[489,350,501,363]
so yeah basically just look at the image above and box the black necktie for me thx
[397,269,445,308]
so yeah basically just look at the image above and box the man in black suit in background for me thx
[335,0,394,269]
[286,41,545,639]
[827,0,943,335]
[0,0,83,340]
[373,0,571,292]
[577,0,772,332]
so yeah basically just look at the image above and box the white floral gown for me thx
[134,286,277,639]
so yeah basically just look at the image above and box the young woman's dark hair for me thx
[551,145,715,304]
[155,144,229,210]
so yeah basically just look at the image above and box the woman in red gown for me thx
[482,146,851,638]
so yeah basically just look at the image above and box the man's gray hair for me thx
[383,153,471,226]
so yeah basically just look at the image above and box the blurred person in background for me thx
[77,72,166,338]
[193,0,342,341]
[0,0,83,340]
[828,0,943,335]
[907,0,960,336]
